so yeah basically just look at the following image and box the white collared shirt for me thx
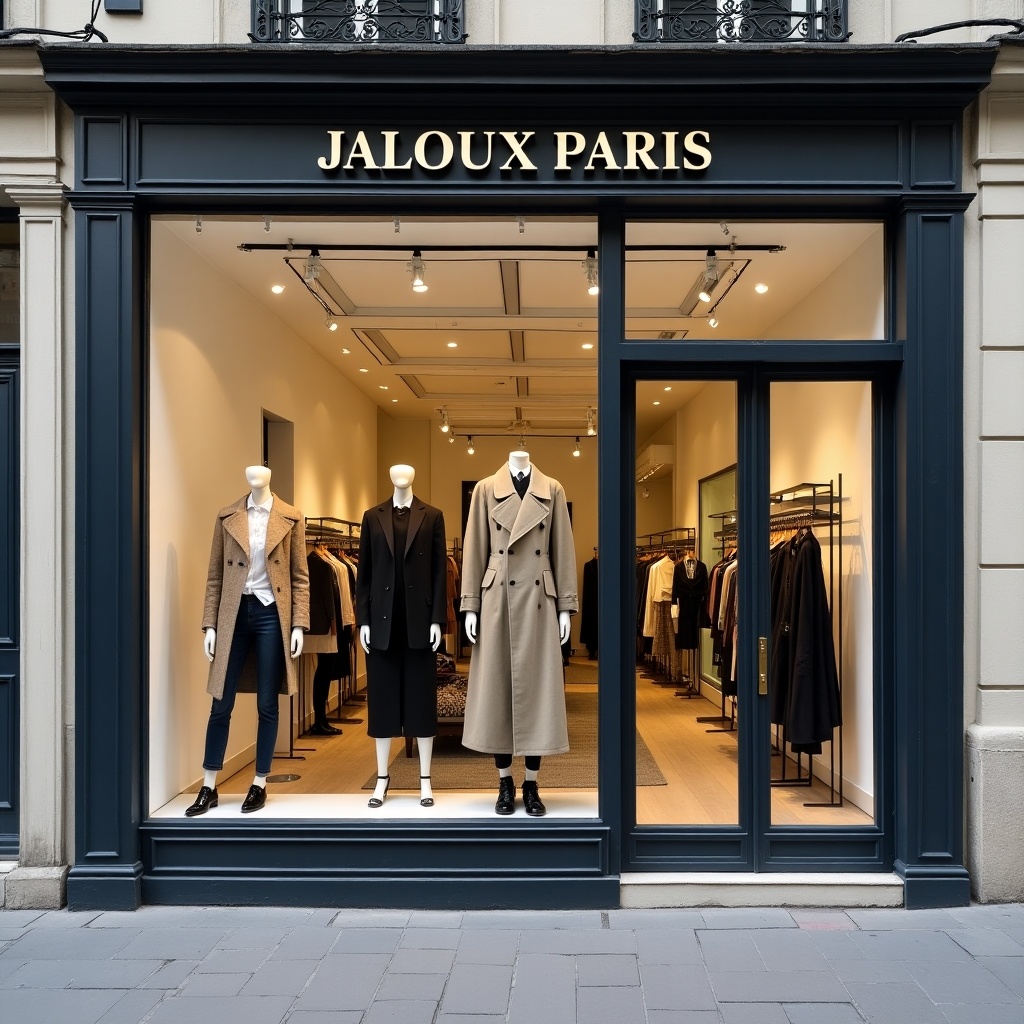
[243,494,276,606]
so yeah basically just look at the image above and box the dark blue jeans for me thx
[203,594,284,777]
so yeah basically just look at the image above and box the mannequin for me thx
[357,465,446,809]
[460,450,578,817]
[186,465,309,817]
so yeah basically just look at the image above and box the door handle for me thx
[758,636,768,696]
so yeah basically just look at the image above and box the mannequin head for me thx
[508,450,531,474]
[390,464,415,489]
[245,465,272,490]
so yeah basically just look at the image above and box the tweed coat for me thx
[460,464,578,756]
[202,493,310,701]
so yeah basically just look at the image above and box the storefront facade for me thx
[30,41,1002,912]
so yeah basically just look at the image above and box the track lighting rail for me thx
[239,243,785,254]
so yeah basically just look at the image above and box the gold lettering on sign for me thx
[662,131,681,171]
[382,131,413,170]
[499,132,537,171]
[624,132,658,171]
[415,131,455,170]
[317,130,345,171]
[460,131,495,171]
[683,130,712,170]
[343,131,379,170]
[555,132,587,171]
[585,132,620,171]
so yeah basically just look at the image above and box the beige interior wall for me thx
[148,225,378,812]
[377,411,432,505]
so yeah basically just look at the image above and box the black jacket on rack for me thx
[579,555,599,657]
[307,550,339,636]
[672,557,709,651]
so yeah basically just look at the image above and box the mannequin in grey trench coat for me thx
[460,452,577,816]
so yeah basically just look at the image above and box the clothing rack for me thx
[706,479,845,807]
[305,516,361,549]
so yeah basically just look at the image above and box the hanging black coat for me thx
[672,557,709,650]
[579,556,599,656]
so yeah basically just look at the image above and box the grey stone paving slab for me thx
[850,930,973,962]
[1,988,126,1024]
[1000,928,1024,949]
[606,910,706,930]
[330,928,403,954]
[0,957,27,982]
[329,911,411,929]
[847,909,960,931]
[407,910,464,928]
[0,957,163,989]
[750,928,834,972]
[454,928,520,965]
[844,981,948,1024]
[195,947,270,974]
[0,911,44,927]
[215,928,289,949]
[507,953,575,1024]
[138,959,200,989]
[113,927,226,961]
[440,963,514,1015]
[576,952,641,986]
[237,958,319,996]
[804,931,868,961]
[361,1000,438,1024]
[92,907,313,930]
[641,964,718,1011]
[387,946,456,973]
[634,929,703,965]
[828,958,915,984]
[292,953,391,1011]
[462,910,602,930]
[647,1012,723,1024]
[945,928,1024,956]
[398,927,462,949]
[305,909,339,927]
[517,926,636,954]
[906,959,1022,1005]
[698,930,767,973]
[144,994,294,1024]
[94,989,166,1024]
[947,905,1024,929]
[22,911,100,929]
[577,982,647,1023]
[2,927,139,961]
[375,970,447,1001]
[790,911,857,931]
[977,954,1024,998]
[0,929,26,942]
[719,1004,790,1024]
[700,910,797,930]
[783,1003,866,1024]
[269,926,337,960]
[939,1003,1024,1024]
[435,1016,509,1024]
[287,1014,362,1024]
[708,969,852,1003]
[177,972,251,998]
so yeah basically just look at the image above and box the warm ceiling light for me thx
[410,250,428,293]
[755,282,769,294]
[698,249,719,303]
[467,436,475,455]
[449,434,456,444]
[325,315,338,332]
[447,341,458,348]
[359,368,369,373]
[653,401,661,406]
[439,408,450,433]
[573,437,581,458]
[391,399,398,403]
[583,250,599,296]
[586,409,597,436]
[271,284,285,294]
[707,317,719,329]
[341,348,351,355]
[304,249,321,284]
[664,386,672,392]
[379,385,388,390]
[582,342,595,350]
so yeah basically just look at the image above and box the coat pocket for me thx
[481,567,497,590]
[542,570,557,598]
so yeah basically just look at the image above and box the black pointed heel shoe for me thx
[495,776,516,815]
[420,775,434,807]
[240,784,267,814]
[184,785,218,817]
[368,775,390,808]
[521,780,546,817]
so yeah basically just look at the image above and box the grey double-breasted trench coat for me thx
[202,494,310,701]
[459,464,578,756]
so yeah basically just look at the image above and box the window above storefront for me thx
[251,0,467,44]
[634,0,850,44]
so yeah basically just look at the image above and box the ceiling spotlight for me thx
[583,250,599,296]
[449,434,456,444]
[582,342,595,350]
[573,437,581,458]
[664,386,672,392]
[698,249,719,304]
[447,341,458,349]
[271,284,285,295]
[325,315,338,332]
[642,485,650,499]
[341,348,351,355]
[304,249,322,284]
[379,385,388,390]
[195,215,203,234]
[264,216,272,233]
[653,401,661,406]
[586,408,597,436]
[391,398,398,403]
[439,408,450,433]
[359,367,369,373]
[707,317,719,329]
[467,436,475,455]
[410,250,428,293]
[755,282,769,294]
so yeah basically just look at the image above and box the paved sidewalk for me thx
[0,904,1021,1024]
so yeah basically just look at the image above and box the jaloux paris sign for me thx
[316,129,712,173]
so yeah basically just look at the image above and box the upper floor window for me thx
[634,0,850,44]
[251,0,467,44]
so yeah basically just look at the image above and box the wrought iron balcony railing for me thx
[251,0,466,44]
[634,0,850,43]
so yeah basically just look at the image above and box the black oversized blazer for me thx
[356,497,447,651]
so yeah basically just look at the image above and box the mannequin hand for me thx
[204,627,216,662]
[430,623,442,652]
[558,611,571,644]
[291,627,304,659]
[465,611,478,644]
[359,624,371,654]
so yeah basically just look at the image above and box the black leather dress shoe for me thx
[241,784,267,814]
[495,776,516,815]
[309,721,341,735]
[521,780,546,817]
[184,786,218,817]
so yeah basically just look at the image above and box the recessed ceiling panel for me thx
[415,375,519,396]
[378,330,513,360]
[519,259,601,311]
[322,257,504,310]
[522,331,598,361]
[528,376,598,397]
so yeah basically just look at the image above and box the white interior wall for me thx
[148,225,378,812]
[378,411,432,505]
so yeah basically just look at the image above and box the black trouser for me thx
[494,754,541,772]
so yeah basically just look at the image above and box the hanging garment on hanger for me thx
[579,555,599,658]
[303,548,340,654]
[672,556,709,651]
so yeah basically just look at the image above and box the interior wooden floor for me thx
[208,656,872,828]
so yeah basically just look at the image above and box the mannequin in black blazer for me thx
[356,464,446,808]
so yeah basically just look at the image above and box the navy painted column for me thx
[893,198,972,908]
[66,196,144,910]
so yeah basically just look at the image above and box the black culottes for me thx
[366,644,438,738]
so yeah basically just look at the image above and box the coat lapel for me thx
[376,504,395,557]
[509,467,554,544]
[405,499,426,558]
[222,504,251,560]
[490,467,521,535]
[264,499,295,556]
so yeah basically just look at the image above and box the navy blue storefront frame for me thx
[38,43,995,911]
